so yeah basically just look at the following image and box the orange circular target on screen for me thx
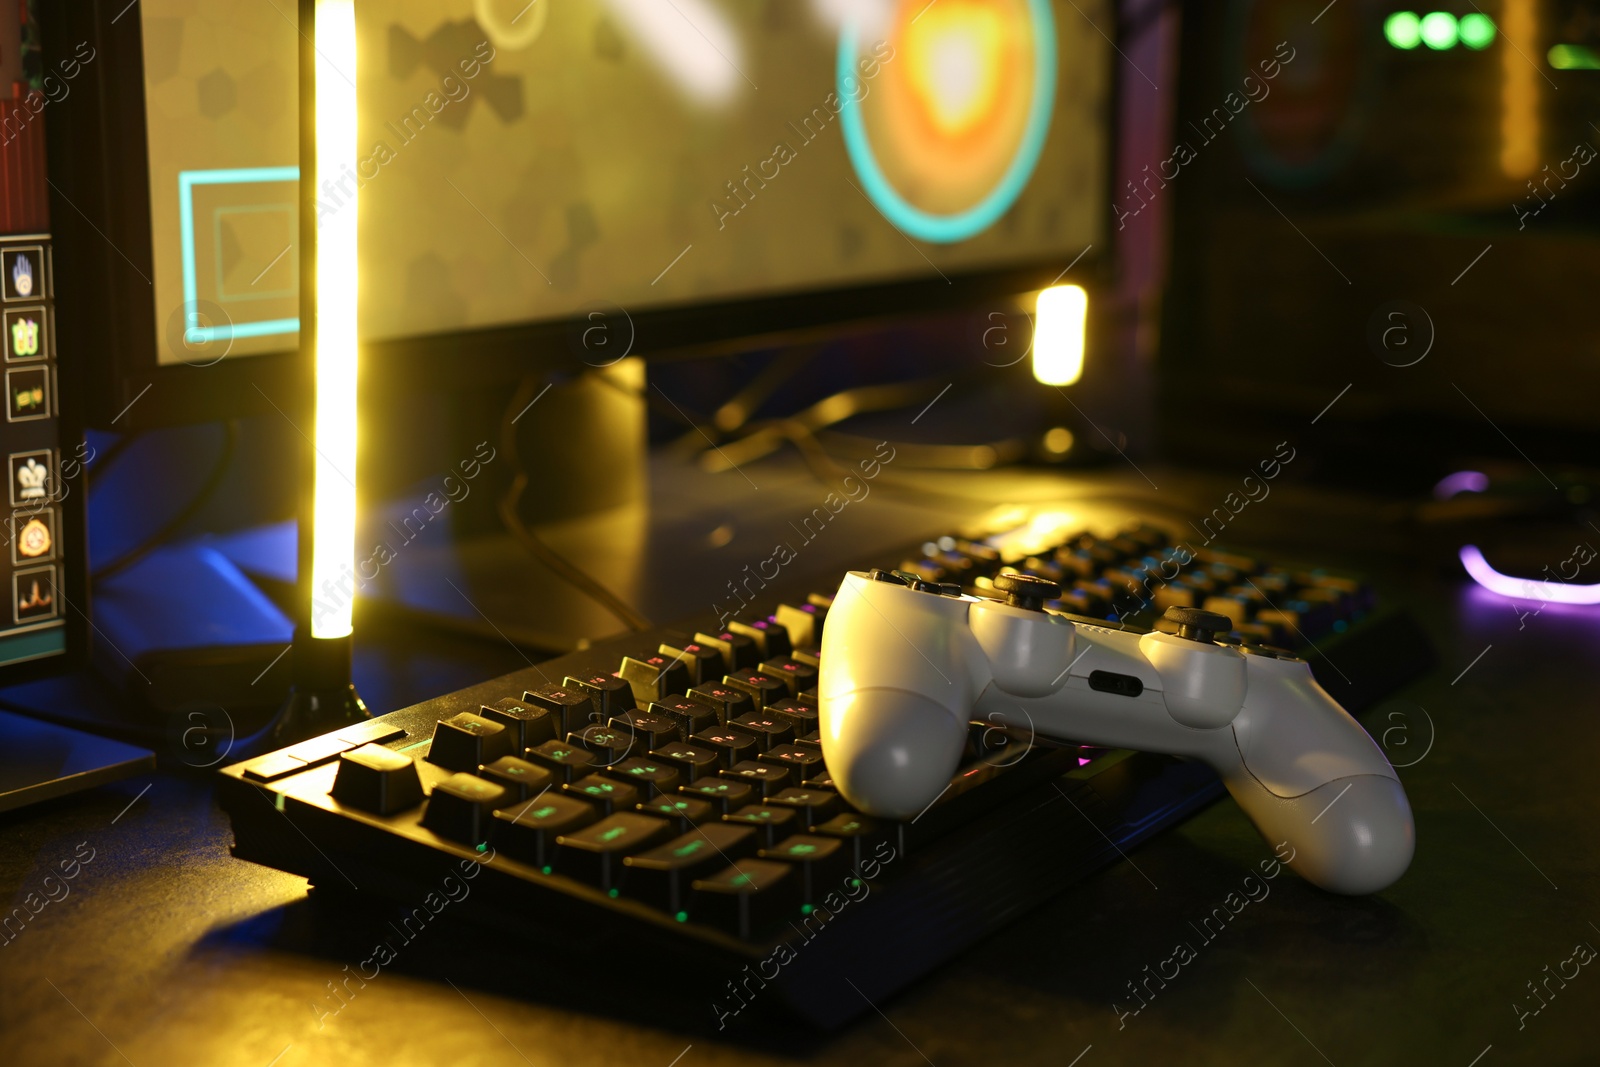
[840,0,1058,243]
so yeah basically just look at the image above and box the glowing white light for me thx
[310,0,358,639]
[1033,285,1087,387]
[602,0,746,106]
[809,0,895,42]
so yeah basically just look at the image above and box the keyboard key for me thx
[767,696,819,732]
[759,656,818,697]
[720,761,790,797]
[564,673,636,720]
[729,618,791,659]
[772,603,822,649]
[568,724,637,765]
[421,773,508,844]
[525,740,598,783]
[609,709,681,749]
[759,834,846,903]
[622,823,759,912]
[811,812,891,868]
[426,712,514,773]
[563,774,641,815]
[757,743,825,776]
[648,742,721,784]
[330,744,425,815]
[680,778,756,814]
[636,795,715,832]
[599,757,681,798]
[648,699,719,737]
[524,684,597,737]
[476,756,554,802]
[478,697,559,751]
[690,859,795,940]
[722,669,788,712]
[617,653,691,704]
[1202,594,1253,628]
[763,787,840,825]
[728,712,794,752]
[687,683,754,723]
[693,630,758,672]
[789,646,821,669]
[333,719,407,748]
[691,728,758,768]
[722,804,797,848]
[493,794,597,868]
[555,813,671,891]
[659,641,723,687]
[802,768,837,791]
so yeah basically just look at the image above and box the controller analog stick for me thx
[1160,606,1235,643]
[991,573,1061,611]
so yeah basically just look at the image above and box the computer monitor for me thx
[44,0,1116,429]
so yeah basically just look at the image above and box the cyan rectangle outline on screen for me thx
[178,166,300,343]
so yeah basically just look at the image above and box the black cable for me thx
[92,420,241,582]
[497,374,654,632]
[84,431,140,486]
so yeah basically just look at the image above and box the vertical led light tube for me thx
[309,0,358,639]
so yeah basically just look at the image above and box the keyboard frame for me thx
[219,527,1436,1029]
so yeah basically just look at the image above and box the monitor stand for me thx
[0,706,155,813]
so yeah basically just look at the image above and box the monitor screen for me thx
[136,0,1113,364]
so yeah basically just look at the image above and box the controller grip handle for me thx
[1221,771,1414,894]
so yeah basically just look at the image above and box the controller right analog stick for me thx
[992,573,1061,611]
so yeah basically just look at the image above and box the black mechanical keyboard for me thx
[219,515,1435,1029]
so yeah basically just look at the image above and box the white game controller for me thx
[818,570,1415,894]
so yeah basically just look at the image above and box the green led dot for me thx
[800,904,813,915]
[541,865,552,875]
[608,888,619,898]
[1458,12,1495,50]
[1420,11,1457,50]
[1384,11,1421,49]
[476,842,488,852]
[849,878,862,888]
[675,911,689,922]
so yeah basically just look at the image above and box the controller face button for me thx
[1087,670,1144,698]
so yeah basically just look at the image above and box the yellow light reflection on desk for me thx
[1032,284,1087,387]
[310,0,358,639]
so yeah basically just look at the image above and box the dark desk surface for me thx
[2,463,1596,1067]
